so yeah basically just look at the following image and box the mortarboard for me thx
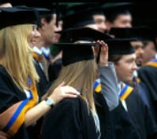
[54,27,112,65]
[0,7,41,29]
[55,27,112,43]
[109,27,135,39]
[109,26,156,42]
[106,38,136,55]
[54,42,95,66]
[60,3,104,29]
[101,2,133,22]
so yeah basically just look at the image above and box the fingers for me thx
[63,93,78,98]
[58,81,65,87]
[61,86,80,95]
[0,131,9,139]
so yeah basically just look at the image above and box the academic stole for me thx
[93,79,133,100]
[119,83,133,101]
[0,77,38,136]
[145,59,157,68]
[32,52,48,79]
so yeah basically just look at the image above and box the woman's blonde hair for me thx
[0,24,39,90]
[47,59,98,112]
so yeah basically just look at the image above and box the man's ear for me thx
[41,18,47,28]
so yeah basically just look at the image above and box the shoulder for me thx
[57,96,87,109]
[45,96,88,120]
[0,65,13,83]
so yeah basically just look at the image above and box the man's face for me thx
[93,14,107,33]
[114,53,137,83]
[53,20,63,43]
[112,14,132,28]
[131,41,144,67]
[142,41,157,66]
[40,14,56,46]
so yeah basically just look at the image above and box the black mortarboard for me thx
[54,42,95,66]
[61,10,95,29]
[106,38,135,55]
[134,26,156,42]
[109,27,135,39]
[101,2,133,22]
[54,27,112,65]
[55,27,112,43]
[110,26,156,42]
[0,7,40,29]
[60,3,104,30]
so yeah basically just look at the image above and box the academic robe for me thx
[34,58,52,97]
[41,96,100,139]
[48,58,62,82]
[0,65,42,139]
[94,92,115,139]
[138,62,157,124]
[125,88,157,139]
[110,100,141,139]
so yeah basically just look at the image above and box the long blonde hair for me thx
[0,24,39,90]
[47,59,98,112]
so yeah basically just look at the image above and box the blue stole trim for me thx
[119,84,133,100]
[3,92,32,131]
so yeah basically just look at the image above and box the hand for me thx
[48,82,80,105]
[93,40,108,66]
[0,131,10,139]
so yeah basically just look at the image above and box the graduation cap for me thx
[106,38,136,55]
[109,26,156,41]
[55,27,112,43]
[54,27,112,65]
[54,42,95,66]
[0,7,40,29]
[61,10,95,29]
[109,27,135,39]
[101,2,133,22]
[60,3,104,29]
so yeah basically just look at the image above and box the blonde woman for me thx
[41,37,109,139]
[0,7,79,139]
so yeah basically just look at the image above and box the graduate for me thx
[0,7,80,139]
[138,59,157,125]
[94,38,157,139]
[41,26,120,139]
[107,38,157,139]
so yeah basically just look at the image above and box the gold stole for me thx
[93,79,133,100]
[0,78,38,136]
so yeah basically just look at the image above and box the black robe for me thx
[48,58,62,82]
[110,100,141,139]
[34,59,52,96]
[125,88,157,139]
[41,96,100,139]
[94,92,115,139]
[138,65,157,124]
[0,65,42,139]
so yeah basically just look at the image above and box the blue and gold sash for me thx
[32,52,42,62]
[93,79,101,93]
[93,79,133,100]
[119,83,133,101]
[0,78,38,136]
[145,59,157,68]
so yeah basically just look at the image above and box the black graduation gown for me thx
[110,100,141,139]
[41,96,99,139]
[138,65,157,124]
[34,59,52,96]
[94,92,115,139]
[125,88,157,139]
[48,58,62,82]
[0,65,42,139]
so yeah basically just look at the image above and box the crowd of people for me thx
[0,1,157,139]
